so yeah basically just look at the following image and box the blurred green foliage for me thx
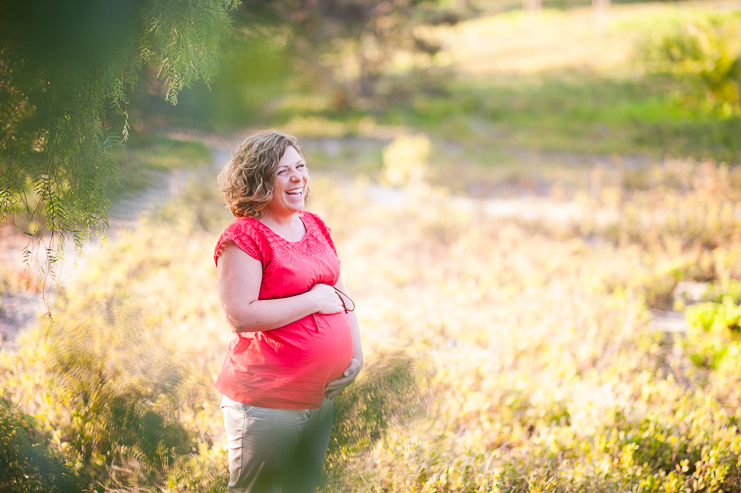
[0,397,82,492]
[686,296,741,370]
[0,0,238,262]
[142,0,451,127]
[372,74,741,161]
[643,12,741,117]
[382,134,431,186]
[7,294,197,489]
[323,353,428,491]
[163,32,293,128]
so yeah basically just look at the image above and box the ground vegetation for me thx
[2,146,741,491]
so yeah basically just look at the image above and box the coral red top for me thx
[213,211,353,409]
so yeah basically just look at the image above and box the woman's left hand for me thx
[324,357,363,399]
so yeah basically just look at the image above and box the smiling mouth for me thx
[286,188,303,198]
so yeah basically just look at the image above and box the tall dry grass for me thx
[1,147,741,491]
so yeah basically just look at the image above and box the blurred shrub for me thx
[142,28,293,128]
[0,397,82,492]
[581,160,741,253]
[0,201,236,491]
[382,134,431,186]
[686,297,741,370]
[165,446,229,493]
[323,352,428,490]
[37,304,193,488]
[643,13,741,116]
[704,279,741,304]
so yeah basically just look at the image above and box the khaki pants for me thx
[220,394,334,493]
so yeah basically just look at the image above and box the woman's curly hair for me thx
[218,130,307,219]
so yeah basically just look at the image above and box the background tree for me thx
[133,0,458,128]
[0,0,238,277]
[254,0,453,105]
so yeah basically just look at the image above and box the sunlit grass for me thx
[268,1,741,161]
[437,2,738,78]
[2,151,741,490]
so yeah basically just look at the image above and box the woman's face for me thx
[265,145,309,218]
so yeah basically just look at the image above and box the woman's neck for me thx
[259,211,305,242]
[260,209,297,229]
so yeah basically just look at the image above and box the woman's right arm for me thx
[217,241,344,333]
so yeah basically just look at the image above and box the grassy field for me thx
[2,1,741,492]
[2,147,741,491]
[269,1,741,162]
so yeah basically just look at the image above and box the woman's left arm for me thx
[325,276,363,399]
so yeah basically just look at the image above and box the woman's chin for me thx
[287,201,306,213]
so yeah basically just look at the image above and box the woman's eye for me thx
[297,164,305,169]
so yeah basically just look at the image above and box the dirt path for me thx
[0,136,231,351]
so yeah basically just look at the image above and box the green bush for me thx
[643,13,741,116]
[686,298,741,370]
[0,397,82,493]
[39,301,195,488]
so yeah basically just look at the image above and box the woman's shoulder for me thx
[222,216,262,235]
[300,211,330,232]
[218,217,270,244]
[300,211,336,255]
[215,217,270,265]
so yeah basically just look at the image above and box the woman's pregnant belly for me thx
[217,311,353,409]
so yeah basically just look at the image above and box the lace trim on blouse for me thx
[214,211,338,267]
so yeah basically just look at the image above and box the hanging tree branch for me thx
[0,0,239,292]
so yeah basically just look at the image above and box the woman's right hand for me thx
[310,283,345,314]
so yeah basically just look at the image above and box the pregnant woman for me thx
[214,130,363,492]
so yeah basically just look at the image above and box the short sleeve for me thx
[214,219,267,266]
[304,212,338,257]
